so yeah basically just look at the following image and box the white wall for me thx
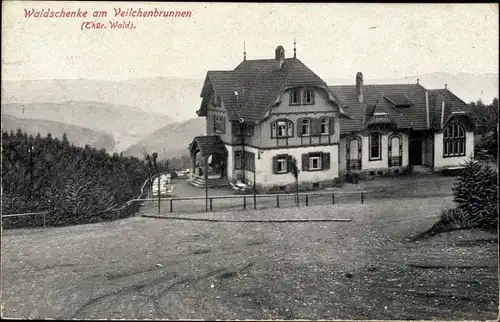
[339,131,409,172]
[242,145,339,187]
[434,131,475,168]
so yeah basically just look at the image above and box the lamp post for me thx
[27,142,34,202]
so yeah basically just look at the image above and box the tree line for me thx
[1,130,166,227]
[468,97,498,159]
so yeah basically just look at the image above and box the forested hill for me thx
[1,130,164,226]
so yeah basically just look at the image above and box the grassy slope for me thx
[1,197,497,320]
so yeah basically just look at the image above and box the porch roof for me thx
[188,135,227,157]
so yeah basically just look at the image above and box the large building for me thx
[188,45,475,192]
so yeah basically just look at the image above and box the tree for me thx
[289,156,300,207]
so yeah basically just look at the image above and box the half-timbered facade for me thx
[188,45,476,191]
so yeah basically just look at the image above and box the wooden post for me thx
[332,193,335,205]
[170,199,173,212]
[306,194,309,206]
[276,195,280,208]
[205,155,209,212]
[243,196,246,209]
[361,192,364,204]
[43,213,46,228]
[210,198,213,211]
[157,175,161,214]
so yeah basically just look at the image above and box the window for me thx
[443,123,466,157]
[304,89,314,105]
[301,119,311,136]
[320,118,329,135]
[309,154,322,170]
[369,132,382,160]
[213,115,225,133]
[302,152,330,171]
[388,133,403,167]
[234,151,242,170]
[273,154,290,174]
[346,136,362,170]
[246,123,254,137]
[277,157,287,173]
[271,119,293,138]
[290,90,301,105]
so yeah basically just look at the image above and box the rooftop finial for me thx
[243,41,246,61]
[417,78,419,84]
[445,83,447,89]
[293,38,297,58]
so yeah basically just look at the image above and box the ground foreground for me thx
[1,196,498,320]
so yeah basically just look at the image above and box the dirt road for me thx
[1,196,498,320]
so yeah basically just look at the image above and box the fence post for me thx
[306,194,309,206]
[276,195,280,208]
[332,193,335,205]
[253,194,257,210]
[361,192,364,204]
[43,213,46,228]
[210,198,213,211]
[243,196,246,210]
[157,176,161,215]
[170,199,173,212]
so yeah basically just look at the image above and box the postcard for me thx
[1,2,498,320]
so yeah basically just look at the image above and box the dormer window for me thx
[303,89,314,105]
[290,89,301,105]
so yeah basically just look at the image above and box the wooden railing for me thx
[2,190,368,229]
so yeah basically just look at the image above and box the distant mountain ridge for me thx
[1,101,174,152]
[122,117,206,159]
[1,114,116,151]
[1,77,202,122]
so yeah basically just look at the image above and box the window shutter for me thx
[322,152,330,170]
[272,156,278,174]
[329,117,335,134]
[297,118,304,136]
[287,155,293,173]
[301,153,309,171]
[270,122,275,138]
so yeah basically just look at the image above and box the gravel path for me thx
[1,196,498,320]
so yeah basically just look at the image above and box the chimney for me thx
[275,45,285,68]
[356,72,364,103]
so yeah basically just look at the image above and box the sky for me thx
[2,2,499,81]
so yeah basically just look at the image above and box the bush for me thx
[344,172,359,184]
[452,160,498,230]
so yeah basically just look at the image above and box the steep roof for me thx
[188,135,227,156]
[328,84,473,134]
[197,57,349,123]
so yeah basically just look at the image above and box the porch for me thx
[187,135,229,188]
